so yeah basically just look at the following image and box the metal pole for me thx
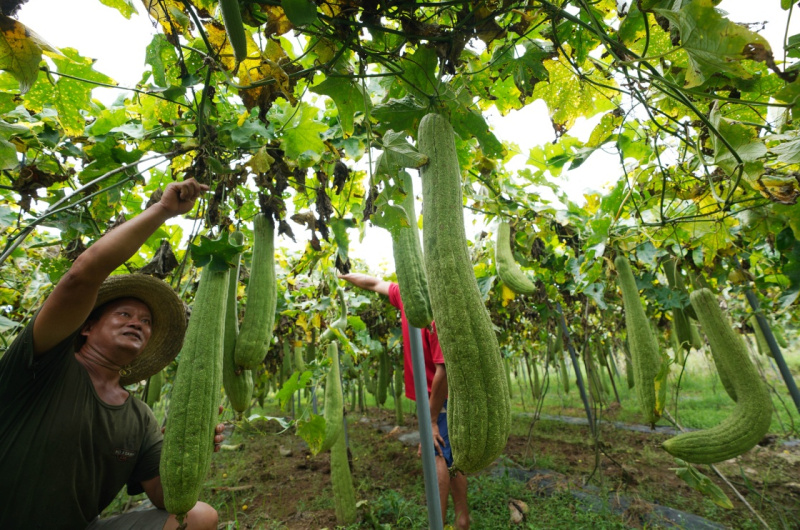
[556,303,595,435]
[744,290,800,416]
[409,326,444,530]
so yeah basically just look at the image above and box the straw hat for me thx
[91,274,187,386]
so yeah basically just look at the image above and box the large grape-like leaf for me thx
[273,102,327,164]
[311,75,371,137]
[531,49,618,131]
[656,0,771,88]
[0,16,59,94]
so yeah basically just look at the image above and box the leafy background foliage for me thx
[0,0,798,391]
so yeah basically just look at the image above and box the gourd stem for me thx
[408,326,444,530]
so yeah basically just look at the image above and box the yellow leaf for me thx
[0,15,47,94]
[141,0,188,38]
[296,312,308,331]
[501,284,515,306]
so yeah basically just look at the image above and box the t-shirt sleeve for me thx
[126,404,163,495]
[388,282,402,310]
[426,323,445,365]
[0,312,77,401]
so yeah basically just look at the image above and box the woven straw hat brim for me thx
[93,275,187,386]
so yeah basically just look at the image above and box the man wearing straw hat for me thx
[0,178,221,529]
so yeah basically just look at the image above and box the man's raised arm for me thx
[338,273,392,296]
[32,179,208,355]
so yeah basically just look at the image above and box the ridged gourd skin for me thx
[558,352,570,393]
[495,221,536,295]
[328,342,357,524]
[316,342,344,454]
[664,260,693,352]
[293,345,306,372]
[376,349,389,406]
[774,328,789,348]
[662,289,772,464]
[320,287,347,343]
[222,231,254,413]
[750,316,772,357]
[391,171,434,328]
[663,258,698,320]
[219,0,248,63]
[161,265,229,518]
[144,369,163,409]
[419,112,511,473]
[393,360,404,425]
[614,256,661,426]
[234,214,277,370]
[690,321,704,350]
[624,346,635,389]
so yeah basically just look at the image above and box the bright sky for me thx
[15,0,799,274]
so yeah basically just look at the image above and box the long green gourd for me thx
[315,341,344,455]
[219,0,247,63]
[235,214,277,370]
[558,352,570,393]
[393,359,404,425]
[664,259,694,352]
[161,264,228,520]
[144,369,163,409]
[391,171,434,328]
[419,112,511,473]
[376,348,389,406]
[751,315,771,357]
[662,288,772,464]
[495,221,536,295]
[222,231,254,413]
[614,256,661,426]
[327,342,357,524]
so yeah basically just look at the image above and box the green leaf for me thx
[189,235,242,272]
[531,49,617,131]
[0,137,17,169]
[372,96,427,135]
[448,105,505,159]
[674,460,734,509]
[282,0,318,26]
[397,46,438,100]
[376,131,428,174]
[98,0,138,19]
[655,0,772,88]
[87,107,127,136]
[311,75,370,137]
[330,217,354,264]
[274,102,326,164]
[246,413,291,431]
[145,34,180,88]
[296,414,326,454]
[276,370,313,410]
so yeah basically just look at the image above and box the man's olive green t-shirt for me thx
[0,318,163,529]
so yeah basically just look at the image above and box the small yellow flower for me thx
[222,473,228,478]
[242,505,248,511]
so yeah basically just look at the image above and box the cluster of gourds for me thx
[615,256,772,464]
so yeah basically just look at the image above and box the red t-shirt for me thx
[388,282,444,401]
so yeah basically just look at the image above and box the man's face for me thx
[81,298,153,360]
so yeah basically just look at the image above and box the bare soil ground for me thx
[199,406,800,529]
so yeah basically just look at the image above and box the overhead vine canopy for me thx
[1,0,800,325]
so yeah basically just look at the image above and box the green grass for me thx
[353,472,630,529]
